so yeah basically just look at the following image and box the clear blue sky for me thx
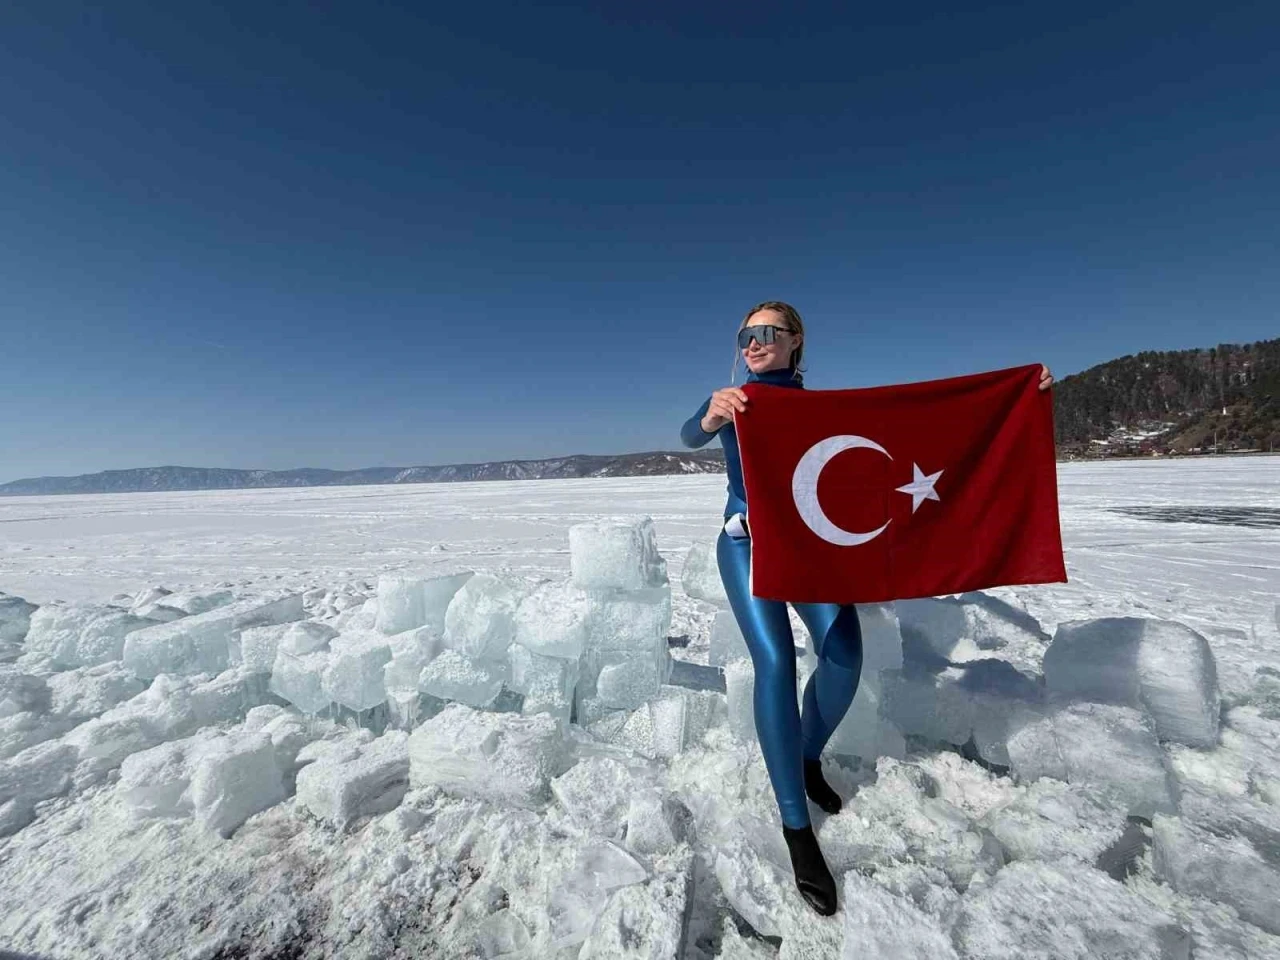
[1,2,1276,482]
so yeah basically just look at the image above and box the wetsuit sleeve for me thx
[681,397,719,448]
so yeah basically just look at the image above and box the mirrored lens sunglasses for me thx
[737,324,790,350]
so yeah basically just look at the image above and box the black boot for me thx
[782,823,838,916]
[804,758,842,815]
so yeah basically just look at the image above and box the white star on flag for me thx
[896,463,943,513]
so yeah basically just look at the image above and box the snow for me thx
[0,459,1277,957]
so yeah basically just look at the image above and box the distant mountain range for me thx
[0,451,727,496]
[4,337,1275,496]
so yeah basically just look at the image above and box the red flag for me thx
[735,363,1067,604]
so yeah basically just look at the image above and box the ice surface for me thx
[589,686,724,760]
[382,626,444,696]
[1006,702,1178,818]
[823,680,907,763]
[513,580,593,659]
[1045,617,1221,747]
[0,710,68,759]
[321,631,392,711]
[579,846,691,960]
[979,778,1128,864]
[708,610,749,667]
[46,663,145,722]
[625,788,689,856]
[142,589,235,618]
[840,870,959,959]
[0,740,77,836]
[583,585,672,658]
[443,574,526,662]
[1153,813,1280,935]
[509,643,578,724]
[595,655,662,709]
[269,650,333,715]
[898,593,1050,677]
[954,860,1183,959]
[818,758,1005,891]
[278,619,338,656]
[295,731,410,827]
[682,540,728,608]
[118,734,208,819]
[547,839,650,948]
[0,592,37,643]
[375,570,473,635]
[188,730,286,837]
[408,703,567,807]
[550,756,639,839]
[123,593,304,679]
[569,517,669,591]
[0,670,50,716]
[724,658,757,742]
[417,649,506,708]
[25,603,153,667]
[237,623,293,673]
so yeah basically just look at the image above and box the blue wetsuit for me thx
[682,368,864,829]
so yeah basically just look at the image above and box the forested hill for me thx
[1053,338,1279,455]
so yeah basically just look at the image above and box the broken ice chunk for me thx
[417,649,505,708]
[551,755,639,839]
[595,656,662,710]
[1006,702,1178,818]
[1044,617,1221,748]
[295,730,410,827]
[321,632,392,712]
[0,593,37,644]
[841,871,960,959]
[709,611,749,667]
[188,731,286,837]
[443,574,526,662]
[383,627,443,697]
[509,643,578,724]
[375,570,473,635]
[724,659,757,743]
[239,623,294,674]
[681,540,728,608]
[123,593,304,679]
[25,603,153,667]
[954,860,1181,960]
[46,663,145,723]
[278,620,338,656]
[408,703,567,807]
[625,788,689,856]
[569,517,669,591]
[269,650,333,715]
[513,581,593,660]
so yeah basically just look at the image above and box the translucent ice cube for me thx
[709,611,749,667]
[188,731,286,837]
[443,574,526,662]
[681,540,728,608]
[417,649,505,708]
[269,650,333,715]
[295,730,410,827]
[239,624,294,674]
[569,517,669,591]
[322,632,392,712]
[375,570,473,635]
[278,620,338,656]
[513,581,593,660]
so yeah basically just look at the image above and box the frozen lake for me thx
[2,456,1279,959]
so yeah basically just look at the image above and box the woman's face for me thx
[741,309,800,375]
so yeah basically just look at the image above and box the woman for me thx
[681,301,1053,916]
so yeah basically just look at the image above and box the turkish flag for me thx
[735,363,1067,604]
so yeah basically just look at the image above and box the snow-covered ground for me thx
[1,457,1278,959]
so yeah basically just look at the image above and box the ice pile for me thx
[682,538,728,607]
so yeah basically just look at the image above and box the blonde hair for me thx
[732,300,806,383]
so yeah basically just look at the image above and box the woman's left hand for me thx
[1038,365,1054,391]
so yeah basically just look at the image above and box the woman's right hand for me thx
[701,387,749,433]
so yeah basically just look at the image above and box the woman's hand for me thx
[1039,365,1054,391]
[702,386,749,432]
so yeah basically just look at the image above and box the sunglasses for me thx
[737,324,791,350]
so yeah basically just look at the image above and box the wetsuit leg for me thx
[716,531,808,829]
[793,602,863,760]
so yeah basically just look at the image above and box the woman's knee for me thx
[823,606,863,670]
